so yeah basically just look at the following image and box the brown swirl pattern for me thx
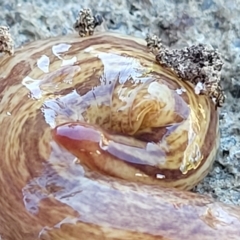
[0,32,239,240]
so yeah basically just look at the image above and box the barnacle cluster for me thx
[0,26,14,55]
[146,35,225,108]
[73,8,103,37]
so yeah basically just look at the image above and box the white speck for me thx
[73,158,80,164]
[52,43,72,59]
[135,173,148,177]
[61,56,77,66]
[22,76,42,99]
[99,138,108,151]
[6,112,11,116]
[146,142,161,152]
[195,82,204,95]
[176,87,186,95]
[147,81,170,100]
[156,174,165,179]
[84,47,94,52]
[96,150,101,155]
[37,55,50,73]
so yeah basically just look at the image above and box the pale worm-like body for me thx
[0,33,239,240]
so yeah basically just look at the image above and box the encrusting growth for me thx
[73,8,103,37]
[0,26,14,55]
[146,35,225,108]
[73,8,225,108]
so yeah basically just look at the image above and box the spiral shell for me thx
[0,32,239,240]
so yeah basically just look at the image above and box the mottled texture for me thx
[0,32,238,240]
[1,0,240,205]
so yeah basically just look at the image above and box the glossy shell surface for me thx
[0,33,238,240]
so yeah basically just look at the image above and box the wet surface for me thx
[0,33,227,239]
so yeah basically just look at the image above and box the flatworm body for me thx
[0,33,239,240]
